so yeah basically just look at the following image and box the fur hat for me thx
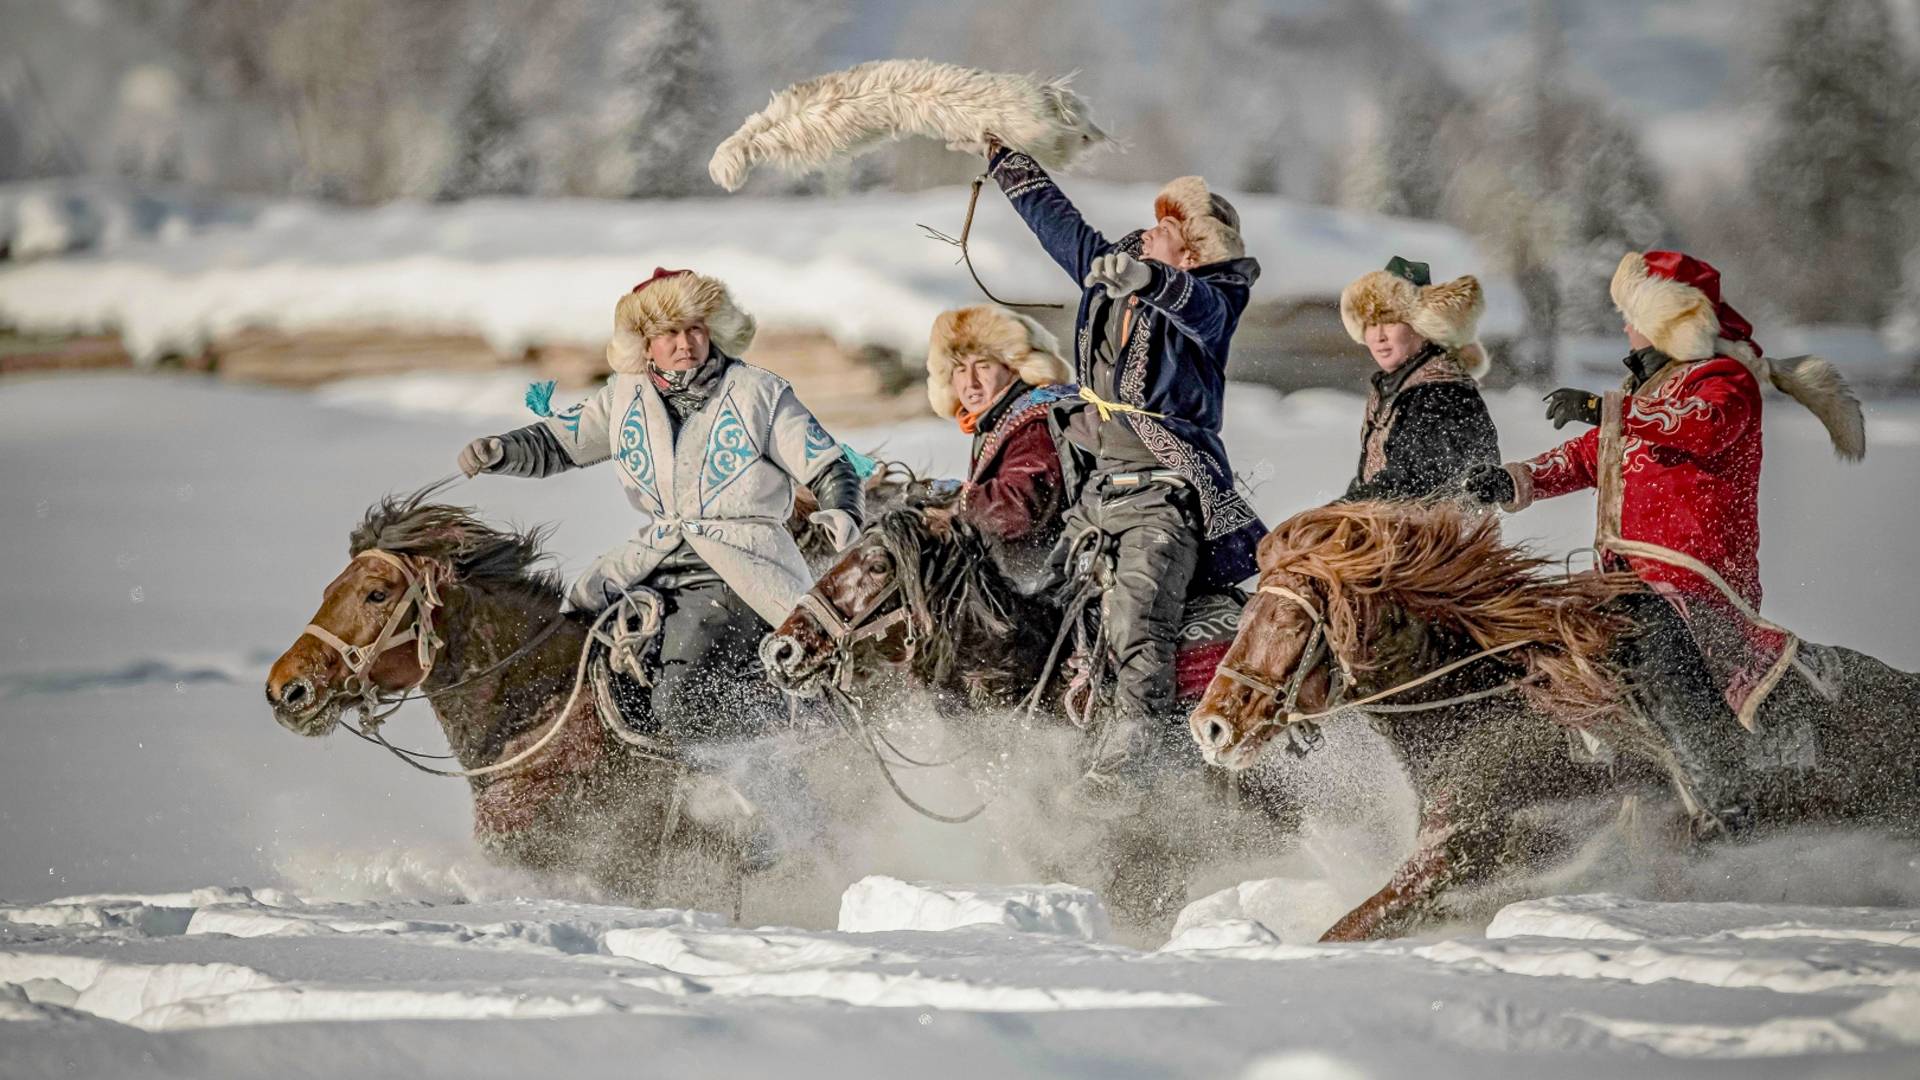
[925,304,1070,417]
[1612,250,1864,459]
[606,267,757,374]
[1154,176,1244,265]
[1340,257,1489,378]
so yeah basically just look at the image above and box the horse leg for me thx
[1320,792,1466,942]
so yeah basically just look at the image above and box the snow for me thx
[0,184,1521,362]
[837,876,1112,940]
[4,371,1920,1075]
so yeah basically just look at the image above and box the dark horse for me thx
[1190,500,1920,941]
[761,508,1299,928]
[265,490,764,909]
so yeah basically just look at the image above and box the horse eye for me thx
[366,589,388,604]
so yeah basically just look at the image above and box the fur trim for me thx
[709,59,1108,191]
[605,272,756,374]
[1153,175,1244,264]
[1609,252,1719,361]
[924,304,1069,417]
[1764,354,1867,460]
[1340,270,1487,377]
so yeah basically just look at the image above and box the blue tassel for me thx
[524,379,558,418]
[840,443,880,479]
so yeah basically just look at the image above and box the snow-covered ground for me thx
[3,371,1920,1077]
[0,182,1522,361]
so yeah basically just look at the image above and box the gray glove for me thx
[1083,252,1152,300]
[808,509,861,552]
[458,436,503,478]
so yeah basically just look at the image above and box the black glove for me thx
[1457,462,1516,506]
[1544,388,1602,430]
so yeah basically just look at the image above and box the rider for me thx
[924,304,1078,583]
[1460,250,1865,832]
[984,138,1268,813]
[1338,257,1499,501]
[457,267,865,741]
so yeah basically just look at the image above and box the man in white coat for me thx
[457,268,863,741]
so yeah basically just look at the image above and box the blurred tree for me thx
[611,0,719,197]
[1750,0,1915,325]
[439,41,533,200]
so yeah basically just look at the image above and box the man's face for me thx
[1364,321,1426,373]
[647,320,711,371]
[1140,216,1196,269]
[951,355,1017,415]
[1624,321,1653,351]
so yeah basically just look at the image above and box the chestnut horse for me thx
[762,507,1298,928]
[1191,500,1920,941]
[265,490,764,909]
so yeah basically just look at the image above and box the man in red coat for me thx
[1463,250,1865,830]
[925,305,1078,584]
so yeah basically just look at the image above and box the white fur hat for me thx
[1340,259,1489,379]
[606,268,757,374]
[1153,176,1244,265]
[925,305,1070,417]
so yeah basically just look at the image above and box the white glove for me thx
[458,436,503,478]
[1083,252,1151,299]
[808,509,861,552]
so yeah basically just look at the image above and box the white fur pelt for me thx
[1762,353,1867,461]
[709,59,1108,191]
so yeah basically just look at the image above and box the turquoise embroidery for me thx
[616,397,659,507]
[701,394,758,508]
[802,416,836,464]
[556,402,584,437]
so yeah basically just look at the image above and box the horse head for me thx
[265,487,554,737]
[1189,563,1338,771]
[763,508,984,698]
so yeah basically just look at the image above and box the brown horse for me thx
[762,507,1298,929]
[1190,500,1920,941]
[264,489,765,909]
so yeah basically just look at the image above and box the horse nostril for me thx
[280,680,309,707]
[760,634,799,677]
[1201,716,1231,750]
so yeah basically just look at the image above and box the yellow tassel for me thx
[1078,385,1164,423]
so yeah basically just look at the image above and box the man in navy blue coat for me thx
[986,141,1267,815]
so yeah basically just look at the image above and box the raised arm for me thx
[987,146,1112,286]
[461,382,615,478]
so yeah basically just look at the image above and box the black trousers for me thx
[1058,480,1203,743]
[1608,589,1750,817]
[647,579,783,744]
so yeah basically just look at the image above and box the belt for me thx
[1099,469,1186,491]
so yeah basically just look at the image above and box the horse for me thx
[1189,499,1920,941]
[760,507,1298,928]
[262,485,865,911]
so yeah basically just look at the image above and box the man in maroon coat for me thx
[925,305,1078,584]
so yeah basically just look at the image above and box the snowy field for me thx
[4,371,1920,1077]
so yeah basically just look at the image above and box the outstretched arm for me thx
[462,383,614,478]
[987,145,1111,286]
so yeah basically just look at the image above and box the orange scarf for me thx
[956,407,985,435]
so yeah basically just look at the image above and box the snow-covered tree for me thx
[608,0,718,198]
[1750,0,1916,325]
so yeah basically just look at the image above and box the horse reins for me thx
[300,548,595,779]
[1215,581,1536,753]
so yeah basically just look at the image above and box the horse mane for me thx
[871,508,1025,685]
[1260,500,1640,727]
[351,483,563,600]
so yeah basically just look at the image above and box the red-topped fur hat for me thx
[1611,250,1864,459]
[606,267,757,374]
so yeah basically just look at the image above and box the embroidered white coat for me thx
[541,362,845,625]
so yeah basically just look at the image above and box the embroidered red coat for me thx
[1507,355,1789,718]
[959,384,1074,578]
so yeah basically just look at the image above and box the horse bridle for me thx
[791,565,923,692]
[302,549,447,712]
[1211,580,1354,753]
